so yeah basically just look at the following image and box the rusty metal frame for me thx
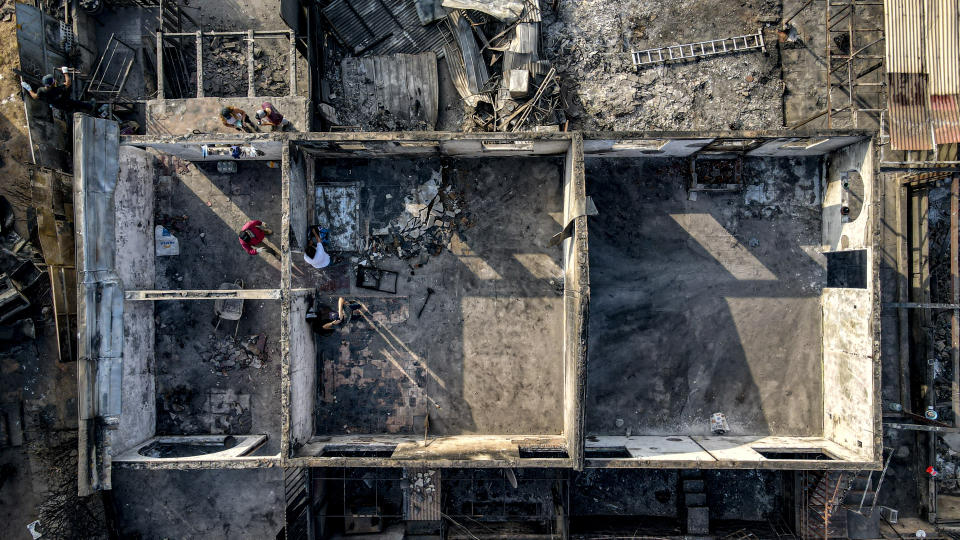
[824,0,886,129]
[155,29,297,99]
[85,33,136,101]
[892,173,960,447]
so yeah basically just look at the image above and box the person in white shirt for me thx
[304,228,330,269]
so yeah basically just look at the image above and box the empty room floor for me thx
[310,157,567,437]
[585,156,826,437]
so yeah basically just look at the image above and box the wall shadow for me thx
[310,156,567,437]
[153,160,282,290]
[584,156,826,437]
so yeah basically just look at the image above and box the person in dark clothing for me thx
[255,102,290,131]
[220,106,258,132]
[23,67,93,114]
[305,296,359,335]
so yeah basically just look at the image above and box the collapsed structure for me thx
[0,0,941,537]
[73,112,882,533]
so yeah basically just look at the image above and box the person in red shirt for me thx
[238,220,273,255]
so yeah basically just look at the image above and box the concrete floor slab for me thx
[154,299,282,454]
[310,157,566,436]
[692,435,865,464]
[146,97,308,135]
[111,468,284,539]
[592,435,718,463]
[154,160,282,291]
[585,156,825,437]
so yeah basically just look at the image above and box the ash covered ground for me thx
[544,0,784,130]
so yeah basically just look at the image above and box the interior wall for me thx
[820,139,880,462]
[562,134,588,468]
[288,146,308,251]
[122,140,284,162]
[821,286,877,460]
[288,290,317,452]
[822,139,875,251]
[295,136,571,158]
[111,147,159,455]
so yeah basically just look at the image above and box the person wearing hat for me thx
[220,106,258,132]
[21,67,93,114]
[255,102,290,131]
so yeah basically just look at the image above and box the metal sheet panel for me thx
[74,116,124,415]
[925,0,960,143]
[280,0,300,33]
[315,184,360,251]
[49,266,77,363]
[322,0,448,57]
[403,469,441,521]
[885,0,934,150]
[15,3,70,83]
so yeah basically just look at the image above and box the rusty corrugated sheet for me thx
[925,0,960,143]
[340,52,440,129]
[404,469,440,521]
[885,0,933,150]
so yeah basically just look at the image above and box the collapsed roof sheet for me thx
[322,0,448,57]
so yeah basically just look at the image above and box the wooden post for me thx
[156,32,164,99]
[289,30,297,96]
[195,31,203,97]
[247,29,255,98]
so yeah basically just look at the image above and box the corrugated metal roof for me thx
[884,0,929,150]
[884,0,960,149]
[887,72,932,150]
[885,0,924,73]
[925,0,959,95]
[404,469,440,521]
[926,0,960,143]
[931,94,960,144]
[322,0,448,58]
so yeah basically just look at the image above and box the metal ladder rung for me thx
[631,30,763,68]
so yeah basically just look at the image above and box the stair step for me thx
[683,479,705,492]
[685,493,706,506]
[686,506,710,535]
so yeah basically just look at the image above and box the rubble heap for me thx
[208,333,268,372]
[201,16,291,97]
[365,170,472,262]
[444,0,565,131]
